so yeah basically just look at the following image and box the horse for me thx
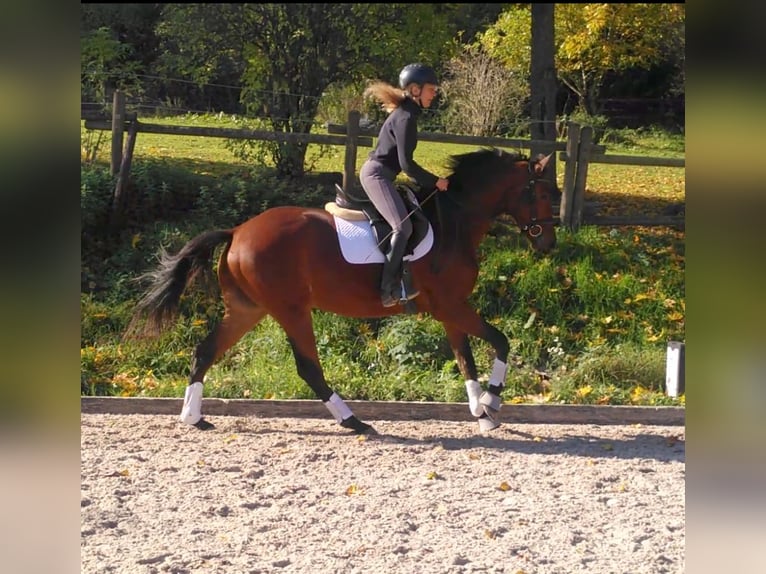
[127,148,558,434]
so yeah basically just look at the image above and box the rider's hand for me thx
[435,177,449,192]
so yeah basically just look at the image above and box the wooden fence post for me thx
[112,119,139,222]
[343,110,360,192]
[571,125,593,232]
[110,90,125,176]
[559,122,580,230]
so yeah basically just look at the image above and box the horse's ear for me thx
[534,152,553,175]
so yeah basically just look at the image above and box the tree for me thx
[556,4,685,115]
[155,4,457,178]
[530,3,558,166]
[81,27,142,105]
[479,4,685,116]
[81,4,163,103]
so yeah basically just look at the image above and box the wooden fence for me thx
[83,90,685,230]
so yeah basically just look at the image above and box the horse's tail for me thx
[125,229,234,338]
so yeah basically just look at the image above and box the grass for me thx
[81,113,685,407]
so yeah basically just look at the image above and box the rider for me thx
[360,63,449,307]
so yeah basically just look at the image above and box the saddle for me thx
[331,183,430,256]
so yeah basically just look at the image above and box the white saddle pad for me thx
[333,216,434,265]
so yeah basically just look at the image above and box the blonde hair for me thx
[364,81,406,114]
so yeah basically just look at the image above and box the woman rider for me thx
[360,63,449,307]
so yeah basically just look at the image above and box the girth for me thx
[334,183,430,256]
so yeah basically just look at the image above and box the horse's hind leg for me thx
[272,307,376,435]
[179,304,267,430]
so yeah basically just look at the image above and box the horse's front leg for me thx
[442,313,510,432]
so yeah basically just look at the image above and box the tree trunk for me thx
[530,4,558,184]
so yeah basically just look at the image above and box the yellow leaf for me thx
[533,436,542,442]
[576,385,592,398]
[667,311,684,321]
[601,315,613,324]
[426,471,439,480]
[119,469,130,477]
[345,484,362,495]
[498,481,511,491]
[131,233,141,249]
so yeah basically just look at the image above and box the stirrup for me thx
[399,284,420,303]
[400,262,418,302]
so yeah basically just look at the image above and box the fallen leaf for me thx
[498,481,511,491]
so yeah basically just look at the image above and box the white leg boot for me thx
[477,391,503,431]
[179,382,203,425]
[465,380,484,417]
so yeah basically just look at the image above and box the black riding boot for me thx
[380,231,419,307]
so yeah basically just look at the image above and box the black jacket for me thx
[367,97,439,190]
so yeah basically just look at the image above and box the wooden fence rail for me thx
[83,90,684,230]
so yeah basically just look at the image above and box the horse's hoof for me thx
[478,415,501,432]
[192,418,215,431]
[340,416,378,435]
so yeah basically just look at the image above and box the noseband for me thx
[519,170,557,238]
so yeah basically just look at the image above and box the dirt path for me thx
[81,414,685,574]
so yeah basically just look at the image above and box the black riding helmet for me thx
[398,63,439,89]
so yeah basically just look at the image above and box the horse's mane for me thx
[446,148,528,195]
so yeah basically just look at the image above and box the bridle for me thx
[518,166,557,238]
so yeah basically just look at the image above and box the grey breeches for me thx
[359,160,413,241]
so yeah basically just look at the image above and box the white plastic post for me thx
[665,341,685,397]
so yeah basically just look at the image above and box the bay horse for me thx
[128,148,557,434]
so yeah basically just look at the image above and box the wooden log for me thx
[343,110,360,192]
[111,120,138,221]
[326,124,587,152]
[81,397,685,426]
[559,122,581,229]
[584,154,684,168]
[110,90,125,176]
[558,152,684,168]
[571,126,593,232]
[84,120,373,147]
[583,215,685,227]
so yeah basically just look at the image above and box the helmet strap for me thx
[408,85,423,107]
